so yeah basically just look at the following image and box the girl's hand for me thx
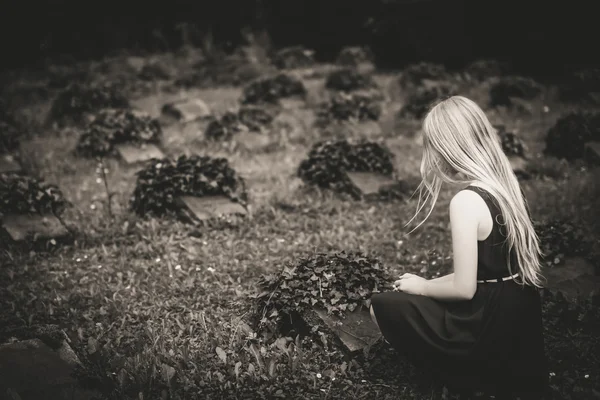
[393,273,427,296]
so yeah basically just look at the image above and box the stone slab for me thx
[542,257,600,300]
[346,172,397,196]
[178,195,247,222]
[0,338,101,400]
[313,308,382,353]
[1,213,69,242]
[161,98,211,124]
[584,141,600,166]
[115,143,165,164]
[0,154,22,174]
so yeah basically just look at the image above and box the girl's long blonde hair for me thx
[408,95,544,287]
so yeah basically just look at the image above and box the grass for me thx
[1,53,599,399]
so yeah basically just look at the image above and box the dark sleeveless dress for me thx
[371,186,548,398]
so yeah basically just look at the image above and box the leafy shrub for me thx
[75,109,162,158]
[559,67,600,104]
[324,68,377,92]
[545,112,600,161]
[272,46,316,69]
[130,155,247,217]
[205,106,277,140]
[253,251,393,329]
[297,139,395,197]
[397,84,455,120]
[534,219,591,266]
[336,46,374,66]
[47,83,130,125]
[398,62,447,88]
[0,172,68,216]
[462,59,504,82]
[495,125,527,158]
[489,76,542,107]
[138,62,171,81]
[240,74,306,104]
[317,92,382,124]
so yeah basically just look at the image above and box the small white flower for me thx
[316,373,322,379]
[361,379,367,383]
[90,204,96,210]
[332,377,336,381]
[96,178,102,184]
[585,374,589,378]
[155,258,161,263]
[76,258,81,262]
[175,265,181,270]
[97,265,102,269]
[549,372,555,377]
[543,106,550,113]
[84,255,88,259]
[207,267,215,273]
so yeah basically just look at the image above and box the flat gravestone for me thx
[179,195,247,222]
[0,154,22,174]
[0,338,101,400]
[161,98,211,124]
[235,131,271,151]
[347,172,397,196]
[584,141,600,165]
[543,257,600,301]
[2,213,69,242]
[115,143,165,164]
[313,308,382,353]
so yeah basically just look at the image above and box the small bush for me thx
[545,112,600,161]
[0,172,68,216]
[336,46,374,66]
[462,59,504,82]
[317,92,382,124]
[253,251,393,330]
[398,62,447,88]
[240,74,306,104]
[75,109,162,158]
[47,83,130,125]
[398,84,455,120]
[325,68,377,92]
[205,106,277,140]
[272,46,316,69]
[495,126,527,158]
[489,76,542,108]
[138,62,171,81]
[0,111,21,154]
[534,218,592,267]
[130,155,247,217]
[297,139,395,197]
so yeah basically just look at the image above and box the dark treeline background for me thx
[1,0,597,80]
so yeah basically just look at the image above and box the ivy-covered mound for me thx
[398,84,455,120]
[240,74,307,104]
[488,76,542,108]
[47,82,130,125]
[130,155,247,217]
[336,46,374,66]
[297,139,395,197]
[398,62,448,88]
[534,218,592,267]
[0,172,68,216]
[544,112,600,161]
[205,106,277,140]
[494,125,527,158]
[324,68,377,92]
[462,59,504,82]
[272,46,316,69]
[0,110,21,154]
[253,251,393,329]
[559,67,600,104]
[316,92,382,124]
[75,109,162,158]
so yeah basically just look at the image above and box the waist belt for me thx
[477,272,519,283]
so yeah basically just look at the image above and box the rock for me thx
[312,308,381,353]
[115,143,165,165]
[1,213,69,242]
[0,338,101,400]
[584,141,600,166]
[347,172,397,196]
[161,98,211,124]
[178,195,247,222]
[543,257,600,301]
[0,154,22,174]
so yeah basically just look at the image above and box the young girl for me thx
[370,96,548,399]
